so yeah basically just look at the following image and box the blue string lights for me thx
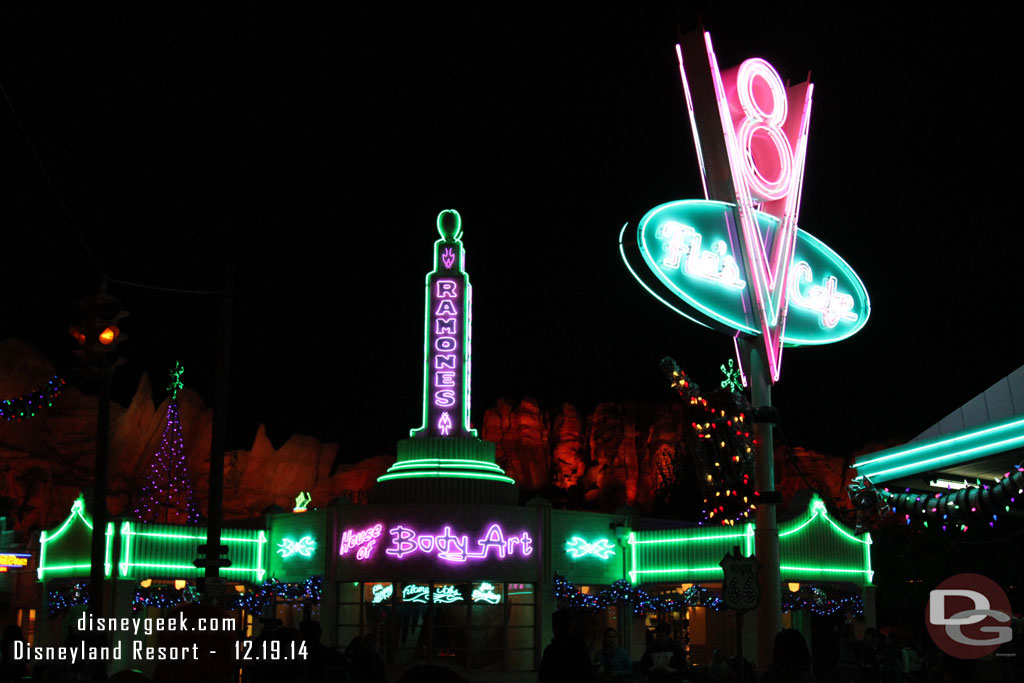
[554,575,862,618]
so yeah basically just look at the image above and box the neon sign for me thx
[339,523,383,561]
[565,537,616,560]
[472,582,502,604]
[277,536,317,559]
[371,583,393,604]
[411,209,476,438]
[384,523,533,563]
[293,491,311,513]
[620,32,869,381]
[403,584,430,603]
[0,553,29,568]
[433,585,463,603]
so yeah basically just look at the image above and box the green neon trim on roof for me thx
[388,458,506,472]
[38,495,114,581]
[852,416,1024,483]
[627,495,871,586]
[376,470,516,484]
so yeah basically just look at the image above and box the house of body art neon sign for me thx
[339,523,383,561]
[620,31,869,381]
[410,210,477,439]
[376,523,534,563]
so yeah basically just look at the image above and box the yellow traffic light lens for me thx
[99,326,119,345]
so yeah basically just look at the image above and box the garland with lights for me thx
[869,466,1024,534]
[229,576,323,615]
[133,583,201,612]
[0,375,65,421]
[660,357,758,525]
[47,582,90,618]
[554,576,861,618]
[134,362,199,524]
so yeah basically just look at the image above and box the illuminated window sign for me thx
[277,536,317,559]
[402,584,431,603]
[411,210,476,439]
[565,537,616,560]
[383,523,533,563]
[472,582,502,604]
[339,523,383,561]
[433,584,463,603]
[620,32,869,382]
[0,553,30,569]
[370,583,393,604]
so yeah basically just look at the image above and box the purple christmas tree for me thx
[134,362,199,524]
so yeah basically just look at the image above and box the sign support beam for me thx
[744,340,782,671]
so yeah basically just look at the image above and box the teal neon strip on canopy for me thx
[852,416,1024,483]
[388,458,507,472]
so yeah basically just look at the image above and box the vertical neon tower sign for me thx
[411,209,476,438]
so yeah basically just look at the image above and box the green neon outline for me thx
[388,458,506,472]
[565,537,616,560]
[411,209,476,438]
[627,496,870,585]
[376,470,515,484]
[38,495,114,580]
[853,417,1024,482]
[623,201,870,345]
[119,522,267,581]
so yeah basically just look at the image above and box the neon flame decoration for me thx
[277,535,317,558]
[438,412,452,436]
[384,523,533,563]
[565,537,616,560]
[339,523,383,561]
[442,247,456,269]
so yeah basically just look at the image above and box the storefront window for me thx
[339,581,536,672]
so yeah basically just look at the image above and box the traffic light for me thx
[69,284,128,375]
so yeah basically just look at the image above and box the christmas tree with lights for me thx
[661,356,758,525]
[134,362,199,524]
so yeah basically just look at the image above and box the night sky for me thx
[3,4,1020,464]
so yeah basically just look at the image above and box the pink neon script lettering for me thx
[384,523,534,563]
[339,523,383,560]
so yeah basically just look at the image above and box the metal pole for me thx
[88,373,111,614]
[743,340,782,672]
[204,263,233,588]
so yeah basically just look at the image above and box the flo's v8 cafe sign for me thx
[620,30,869,381]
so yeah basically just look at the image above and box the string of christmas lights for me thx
[0,375,65,421]
[555,576,862,618]
[229,576,323,614]
[661,357,758,525]
[133,584,201,612]
[47,582,90,618]
[880,467,1024,533]
[134,363,199,524]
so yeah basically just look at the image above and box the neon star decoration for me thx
[720,359,745,392]
[620,31,869,382]
[277,536,317,558]
[565,537,617,560]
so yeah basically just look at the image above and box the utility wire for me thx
[2,80,220,297]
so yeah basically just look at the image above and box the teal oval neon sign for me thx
[621,199,869,345]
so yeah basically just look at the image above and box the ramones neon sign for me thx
[411,210,476,438]
[620,31,869,381]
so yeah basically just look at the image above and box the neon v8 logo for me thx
[926,573,1013,659]
[620,30,869,381]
